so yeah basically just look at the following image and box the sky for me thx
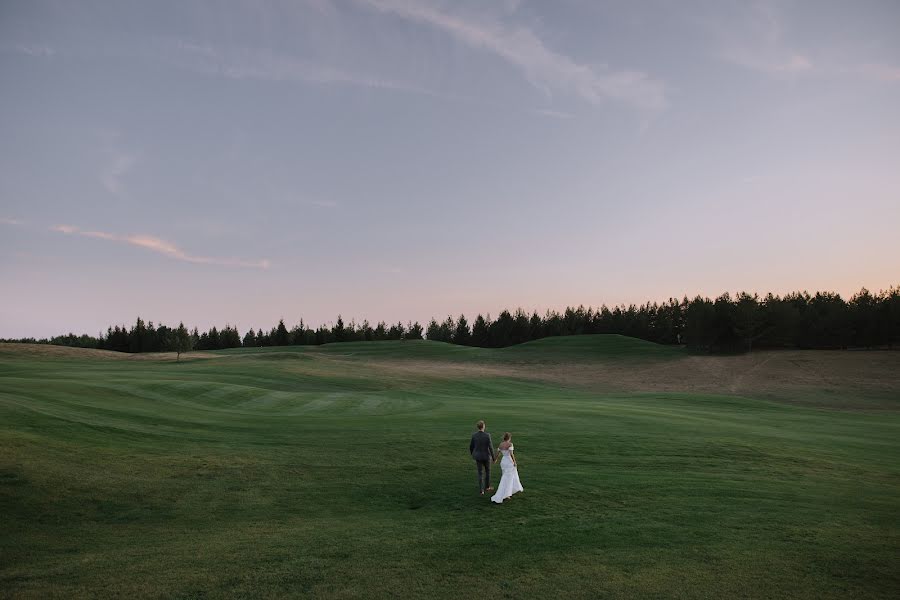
[1,0,899,338]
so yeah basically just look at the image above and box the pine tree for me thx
[489,310,514,347]
[543,310,563,337]
[453,314,471,345]
[387,322,405,340]
[850,288,878,348]
[406,321,424,340]
[438,316,454,342]
[129,317,147,353]
[684,296,716,351]
[156,324,173,352]
[220,325,241,348]
[347,319,360,341]
[426,318,441,341]
[174,322,192,361]
[528,312,543,341]
[290,322,307,345]
[471,314,489,347]
[274,319,290,346]
[885,286,900,349]
[710,293,739,351]
[333,316,346,342]
[145,321,159,352]
[511,309,530,345]
[208,326,221,350]
[314,326,331,345]
[734,293,765,352]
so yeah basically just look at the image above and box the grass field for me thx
[1,335,899,599]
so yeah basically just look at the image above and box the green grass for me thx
[1,336,898,599]
[212,334,683,363]
[499,334,685,362]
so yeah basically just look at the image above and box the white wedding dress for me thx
[491,445,524,504]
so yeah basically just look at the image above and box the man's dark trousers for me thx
[476,458,491,493]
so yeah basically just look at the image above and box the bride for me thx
[491,432,524,504]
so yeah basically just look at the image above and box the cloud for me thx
[308,199,339,208]
[13,44,55,58]
[100,150,136,196]
[354,0,667,111]
[705,1,813,76]
[530,108,574,119]
[93,131,137,197]
[705,5,899,84]
[52,225,270,269]
[1,218,24,226]
[724,49,813,75]
[859,63,900,82]
[173,42,443,97]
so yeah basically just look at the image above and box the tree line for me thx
[3,286,898,354]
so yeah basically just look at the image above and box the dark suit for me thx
[469,430,495,492]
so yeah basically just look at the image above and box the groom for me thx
[469,420,495,496]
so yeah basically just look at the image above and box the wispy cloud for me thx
[308,199,339,209]
[100,151,136,196]
[704,4,900,84]
[172,41,443,97]
[354,0,667,111]
[1,218,24,226]
[52,225,270,269]
[273,195,340,210]
[97,131,136,197]
[13,44,55,58]
[500,0,523,15]
[858,63,900,82]
[705,1,813,77]
[530,108,574,119]
[725,49,813,75]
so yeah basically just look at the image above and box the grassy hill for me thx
[206,334,684,364]
[1,337,898,598]
[498,333,685,361]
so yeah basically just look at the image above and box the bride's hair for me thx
[503,432,511,441]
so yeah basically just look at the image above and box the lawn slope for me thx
[1,338,898,598]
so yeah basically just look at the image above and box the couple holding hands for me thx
[468,420,524,504]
